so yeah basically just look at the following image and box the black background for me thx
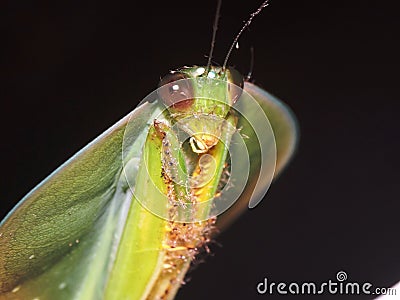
[1,0,400,299]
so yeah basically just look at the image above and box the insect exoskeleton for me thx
[158,65,244,154]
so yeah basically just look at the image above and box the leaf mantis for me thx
[0,1,298,299]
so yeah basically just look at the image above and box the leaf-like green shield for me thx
[0,76,298,300]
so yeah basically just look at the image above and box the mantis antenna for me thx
[223,0,271,69]
[206,0,222,73]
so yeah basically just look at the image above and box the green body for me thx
[0,66,298,300]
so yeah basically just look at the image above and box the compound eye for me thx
[158,72,194,110]
[227,67,244,104]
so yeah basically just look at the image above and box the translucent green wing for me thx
[0,79,298,299]
[217,82,298,230]
[245,82,298,176]
[0,101,160,299]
